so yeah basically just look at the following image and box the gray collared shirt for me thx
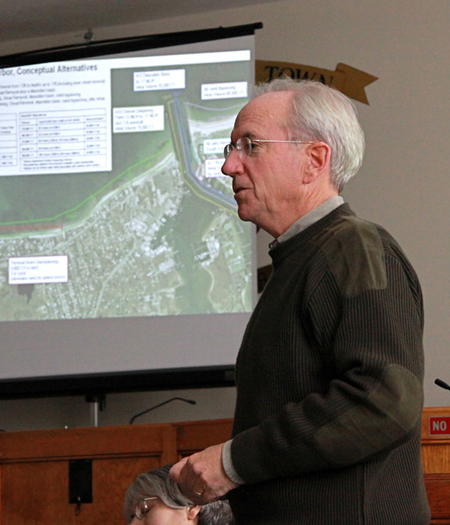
[269,195,344,249]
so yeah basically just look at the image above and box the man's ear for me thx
[303,142,331,183]
[187,506,201,521]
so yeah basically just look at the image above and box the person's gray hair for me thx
[124,465,235,525]
[251,77,365,192]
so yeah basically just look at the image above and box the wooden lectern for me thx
[0,410,448,524]
[0,419,232,524]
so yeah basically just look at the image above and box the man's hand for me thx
[169,443,238,504]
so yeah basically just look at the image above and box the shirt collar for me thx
[269,196,344,249]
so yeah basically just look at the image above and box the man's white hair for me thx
[252,78,365,192]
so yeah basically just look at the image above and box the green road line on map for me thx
[0,142,172,230]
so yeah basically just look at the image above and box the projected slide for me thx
[0,50,253,321]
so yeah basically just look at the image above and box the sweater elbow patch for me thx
[320,217,387,297]
[313,364,423,467]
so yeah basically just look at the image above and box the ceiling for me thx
[1,0,274,43]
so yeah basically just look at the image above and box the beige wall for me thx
[0,0,449,431]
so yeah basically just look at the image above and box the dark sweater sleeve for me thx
[230,220,424,484]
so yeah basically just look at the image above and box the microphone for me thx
[129,397,196,424]
[435,378,450,391]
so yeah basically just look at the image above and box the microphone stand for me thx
[129,397,196,424]
[85,395,106,427]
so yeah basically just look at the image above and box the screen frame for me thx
[0,23,263,69]
[0,365,237,400]
[0,22,262,400]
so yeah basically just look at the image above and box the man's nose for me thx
[221,150,243,177]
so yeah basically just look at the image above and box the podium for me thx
[0,411,448,524]
[0,419,232,524]
[422,407,450,524]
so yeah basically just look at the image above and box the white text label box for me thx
[203,138,229,155]
[201,82,248,100]
[9,255,68,285]
[113,106,164,133]
[134,69,186,91]
[204,158,226,178]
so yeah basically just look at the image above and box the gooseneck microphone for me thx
[435,378,450,391]
[129,397,196,424]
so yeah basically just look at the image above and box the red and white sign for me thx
[429,416,450,436]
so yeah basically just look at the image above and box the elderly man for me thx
[170,78,430,525]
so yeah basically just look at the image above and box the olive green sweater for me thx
[228,204,430,524]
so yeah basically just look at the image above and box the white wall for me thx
[0,387,238,431]
[0,0,449,431]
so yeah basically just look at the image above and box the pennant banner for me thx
[255,60,378,105]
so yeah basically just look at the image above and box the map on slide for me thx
[0,49,253,321]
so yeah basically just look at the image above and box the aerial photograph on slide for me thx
[0,49,253,321]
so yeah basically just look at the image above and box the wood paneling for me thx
[0,423,176,463]
[0,422,179,525]
[422,407,450,525]
[177,419,232,458]
[0,412,448,524]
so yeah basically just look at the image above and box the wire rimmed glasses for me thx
[133,497,158,520]
[223,137,313,159]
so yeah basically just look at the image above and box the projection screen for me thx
[0,24,261,398]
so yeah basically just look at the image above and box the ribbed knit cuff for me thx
[222,439,245,485]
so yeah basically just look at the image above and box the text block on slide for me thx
[133,69,186,91]
[201,82,248,100]
[113,106,164,133]
[8,255,68,285]
[429,416,450,437]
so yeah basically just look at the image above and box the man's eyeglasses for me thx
[223,137,313,159]
[133,497,158,520]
